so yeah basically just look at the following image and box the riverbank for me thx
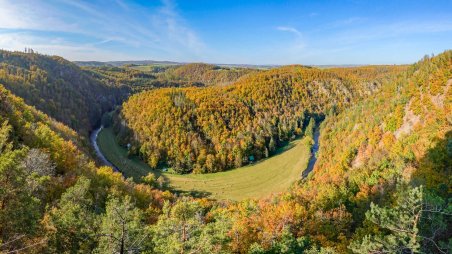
[90,126,120,172]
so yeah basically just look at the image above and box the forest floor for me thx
[97,127,311,201]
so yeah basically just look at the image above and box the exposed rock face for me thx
[430,79,451,108]
[394,101,421,140]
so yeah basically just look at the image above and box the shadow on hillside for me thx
[410,130,451,251]
[346,131,451,231]
[411,130,451,197]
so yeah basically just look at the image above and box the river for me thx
[90,126,120,172]
[302,125,320,178]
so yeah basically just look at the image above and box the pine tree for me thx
[0,121,40,252]
[95,194,150,254]
[152,198,231,254]
[44,176,98,253]
[350,185,451,254]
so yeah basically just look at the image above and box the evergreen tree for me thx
[44,176,98,253]
[350,185,451,254]
[0,121,40,252]
[152,199,231,254]
[95,194,150,254]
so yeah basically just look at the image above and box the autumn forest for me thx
[0,47,450,253]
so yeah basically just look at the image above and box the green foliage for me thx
[350,185,423,253]
[142,173,156,187]
[162,63,256,86]
[152,199,231,254]
[0,121,40,251]
[85,63,254,94]
[0,49,450,254]
[305,117,316,140]
[95,194,151,253]
[98,125,311,200]
[45,176,98,253]
[101,112,113,128]
[0,65,170,253]
[350,185,451,254]
[248,228,310,254]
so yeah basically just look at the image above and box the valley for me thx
[95,126,312,200]
[0,46,449,253]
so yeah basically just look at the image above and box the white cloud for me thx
[276,26,302,38]
[0,0,207,61]
[0,32,130,60]
[0,0,80,31]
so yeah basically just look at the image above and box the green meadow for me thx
[97,127,310,201]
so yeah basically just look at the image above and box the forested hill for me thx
[0,84,171,253]
[289,51,451,252]
[0,50,256,136]
[0,50,130,135]
[84,63,256,93]
[116,64,406,173]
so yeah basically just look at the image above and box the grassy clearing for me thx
[97,127,160,181]
[97,127,311,201]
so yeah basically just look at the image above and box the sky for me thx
[0,0,451,65]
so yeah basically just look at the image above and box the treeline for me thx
[0,50,130,135]
[116,65,405,173]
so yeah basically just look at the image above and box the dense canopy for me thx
[117,65,406,173]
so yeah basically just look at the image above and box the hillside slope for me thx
[116,65,405,173]
[0,84,169,252]
[286,51,451,252]
[0,50,130,134]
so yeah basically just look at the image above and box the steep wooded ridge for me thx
[290,51,451,253]
[0,50,450,254]
[116,65,406,173]
[0,50,130,135]
[0,85,170,253]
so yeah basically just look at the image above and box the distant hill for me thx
[75,59,278,69]
[83,63,257,92]
[75,60,181,67]
[160,63,257,86]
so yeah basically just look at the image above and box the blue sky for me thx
[0,0,451,64]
